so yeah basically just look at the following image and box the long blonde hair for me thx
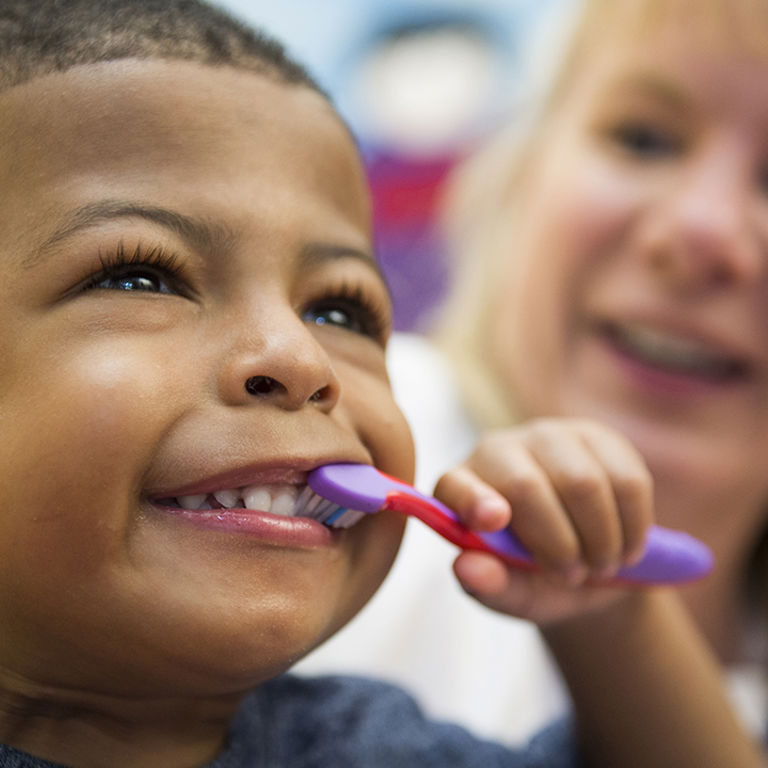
[433,0,768,428]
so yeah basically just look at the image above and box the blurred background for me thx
[214,0,574,331]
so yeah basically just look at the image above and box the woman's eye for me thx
[610,121,681,158]
[757,166,768,198]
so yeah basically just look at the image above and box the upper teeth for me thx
[174,484,300,516]
[609,323,745,378]
[160,482,366,528]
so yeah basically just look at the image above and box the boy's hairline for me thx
[0,51,363,188]
[0,49,328,99]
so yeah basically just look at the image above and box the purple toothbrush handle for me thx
[478,524,713,584]
[309,464,714,585]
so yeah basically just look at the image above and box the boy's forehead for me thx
[0,58,342,154]
[0,59,370,245]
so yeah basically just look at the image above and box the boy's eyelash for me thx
[307,282,391,342]
[83,242,183,289]
[79,246,390,339]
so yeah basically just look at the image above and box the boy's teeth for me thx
[170,483,347,521]
[178,493,208,510]
[243,487,271,512]
[271,490,297,516]
[175,484,302,515]
[213,488,241,508]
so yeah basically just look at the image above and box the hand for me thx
[433,418,654,626]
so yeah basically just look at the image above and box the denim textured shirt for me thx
[0,675,580,768]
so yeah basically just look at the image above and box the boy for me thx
[0,2,762,767]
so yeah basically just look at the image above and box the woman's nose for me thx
[216,308,341,412]
[642,148,763,291]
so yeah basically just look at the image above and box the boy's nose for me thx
[642,150,763,291]
[216,310,341,412]
[243,374,332,406]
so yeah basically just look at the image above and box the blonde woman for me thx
[300,0,768,753]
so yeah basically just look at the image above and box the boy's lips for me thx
[152,466,311,498]
[146,462,362,542]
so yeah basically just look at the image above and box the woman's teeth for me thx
[606,323,748,380]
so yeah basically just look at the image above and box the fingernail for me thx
[475,495,509,525]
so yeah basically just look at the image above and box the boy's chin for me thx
[116,594,374,698]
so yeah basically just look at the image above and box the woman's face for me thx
[492,17,768,518]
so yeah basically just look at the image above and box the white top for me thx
[294,333,767,744]
[294,333,569,745]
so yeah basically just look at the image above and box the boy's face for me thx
[0,60,413,698]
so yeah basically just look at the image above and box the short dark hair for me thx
[0,0,326,96]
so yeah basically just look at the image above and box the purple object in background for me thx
[365,148,456,330]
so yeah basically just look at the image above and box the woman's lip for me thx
[592,314,759,367]
[594,323,753,394]
[152,501,339,545]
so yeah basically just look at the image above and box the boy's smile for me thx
[0,58,413,705]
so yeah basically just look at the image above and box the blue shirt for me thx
[0,675,581,767]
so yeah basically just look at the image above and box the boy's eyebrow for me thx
[299,242,387,283]
[27,201,385,283]
[28,200,236,266]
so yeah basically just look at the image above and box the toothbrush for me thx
[306,462,714,586]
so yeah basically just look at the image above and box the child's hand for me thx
[432,418,654,626]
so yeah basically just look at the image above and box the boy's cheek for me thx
[333,368,416,484]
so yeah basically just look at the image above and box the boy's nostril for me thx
[245,375,286,396]
[309,385,331,403]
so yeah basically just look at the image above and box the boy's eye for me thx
[94,269,173,293]
[81,245,184,296]
[610,121,682,158]
[302,292,388,342]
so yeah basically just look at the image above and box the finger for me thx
[525,421,624,578]
[453,550,512,598]
[453,551,624,626]
[463,436,584,579]
[433,465,511,531]
[577,421,654,565]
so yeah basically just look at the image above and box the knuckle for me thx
[555,470,603,505]
[612,468,653,507]
[502,469,542,507]
[525,418,562,445]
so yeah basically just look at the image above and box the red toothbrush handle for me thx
[385,490,535,571]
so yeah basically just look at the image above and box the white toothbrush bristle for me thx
[294,486,368,528]
[313,500,343,523]
[330,509,366,528]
